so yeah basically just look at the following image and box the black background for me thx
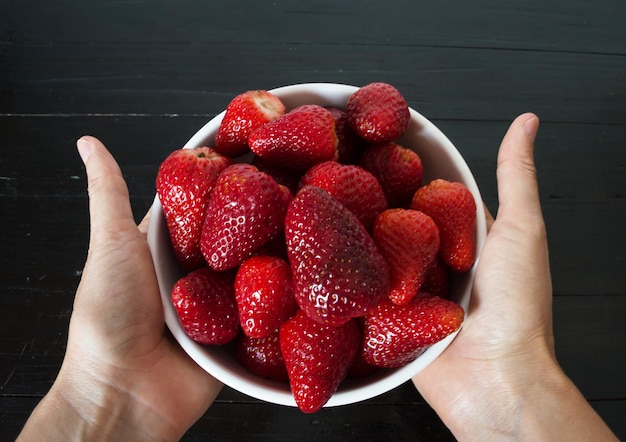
[1,1,625,440]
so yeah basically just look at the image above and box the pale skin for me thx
[412,113,618,441]
[17,137,222,441]
[18,115,617,441]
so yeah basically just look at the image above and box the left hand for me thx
[19,136,222,441]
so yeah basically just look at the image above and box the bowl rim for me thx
[147,82,487,408]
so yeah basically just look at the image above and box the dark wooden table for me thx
[2,1,625,440]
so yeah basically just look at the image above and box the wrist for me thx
[19,365,183,442]
[513,364,618,441]
[423,349,617,441]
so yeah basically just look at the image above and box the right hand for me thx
[412,113,617,441]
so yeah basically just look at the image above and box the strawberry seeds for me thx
[156,82,476,413]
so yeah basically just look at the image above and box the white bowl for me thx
[147,83,487,408]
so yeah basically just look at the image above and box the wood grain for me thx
[1,0,625,439]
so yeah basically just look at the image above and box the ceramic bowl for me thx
[147,82,487,408]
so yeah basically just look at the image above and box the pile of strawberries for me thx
[156,82,477,413]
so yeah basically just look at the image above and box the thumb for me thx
[77,136,136,238]
[495,113,542,223]
[485,113,553,336]
[74,136,160,337]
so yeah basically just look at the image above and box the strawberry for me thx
[299,161,388,229]
[200,163,292,271]
[279,310,360,413]
[233,331,288,382]
[327,107,366,164]
[345,82,410,143]
[156,147,233,271]
[422,257,451,299]
[171,267,239,345]
[250,154,300,195]
[411,179,477,272]
[343,318,379,379]
[234,255,298,338]
[362,294,464,368]
[373,209,440,305]
[248,105,338,172]
[215,90,286,157]
[359,142,423,207]
[285,186,390,326]
[250,230,289,260]
[347,343,380,379]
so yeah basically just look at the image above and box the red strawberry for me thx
[373,209,440,305]
[234,255,298,338]
[345,82,410,143]
[362,294,464,368]
[200,163,292,271]
[347,348,379,379]
[299,161,388,229]
[411,179,477,272]
[359,142,423,207]
[327,107,366,164]
[251,230,289,261]
[250,154,300,195]
[279,310,360,413]
[156,147,233,271]
[233,331,288,382]
[171,267,239,345]
[422,257,451,299]
[248,105,338,172]
[215,90,286,157]
[285,186,390,326]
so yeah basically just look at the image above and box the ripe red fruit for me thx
[250,230,289,261]
[327,107,366,164]
[171,267,239,345]
[233,331,288,382]
[346,347,379,379]
[248,105,338,172]
[362,294,464,368]
[359,142,423,207]
[156,147,233,271]
[200,163,292,271]
[285,186,390,326]
[279,310,360,413]
[299,161,388,229]
[250,155,300,195]
[215,90,286,157]
[422,257,451,300]
[411,179,477,272]
[234,255,298,338]
[345,82,410,143]
[373,209,440,305]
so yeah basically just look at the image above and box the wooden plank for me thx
[0,396,457,442]
[1,0,624,440]
[4,194,625,297]
[2,394,625,440]
[553,296,626,400]
[590,400,626,441]
[185,401,456,442]
[3,116,625,294]
[1,43,624,124]
[2,0,625,55]
[2,277,625,399]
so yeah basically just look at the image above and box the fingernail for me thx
[76,138,92,164]
[523,114,539,143]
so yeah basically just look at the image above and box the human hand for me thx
[19,137,222,441]
[412,114,617,440]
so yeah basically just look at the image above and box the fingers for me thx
[495,113,542,221]
[77,136,135,234]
